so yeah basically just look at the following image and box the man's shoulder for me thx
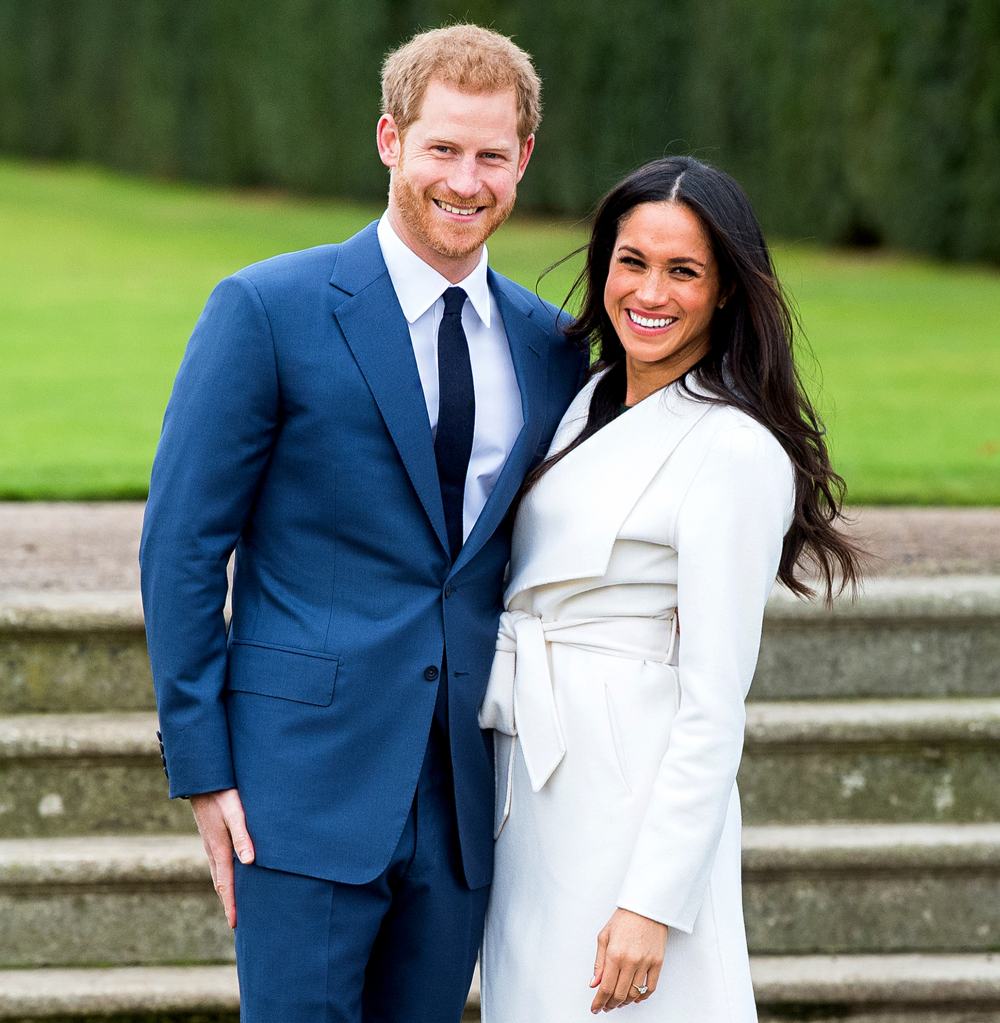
[229,242,340,294]
[225,222,378,298]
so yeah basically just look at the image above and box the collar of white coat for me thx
[376,212,492,328]
[504,369,718,603]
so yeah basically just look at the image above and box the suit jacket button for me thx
[444,584,453,598]
[423,665,439,682]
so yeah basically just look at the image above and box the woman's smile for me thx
[625,308,680,334]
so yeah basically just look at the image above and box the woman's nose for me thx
[634,272,671,309]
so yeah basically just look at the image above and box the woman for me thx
[478,156,862,1021]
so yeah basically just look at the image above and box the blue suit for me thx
[140,221,583,1020]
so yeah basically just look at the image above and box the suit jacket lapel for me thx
[329,223,449,554]
[451,273,546,575]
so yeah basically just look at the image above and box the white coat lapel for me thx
[506,372,715,600]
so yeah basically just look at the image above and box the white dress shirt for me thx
[377,213,524,542]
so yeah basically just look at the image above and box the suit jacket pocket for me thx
[227,640,340,706]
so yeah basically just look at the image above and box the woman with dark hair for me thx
[478,156,862,1020]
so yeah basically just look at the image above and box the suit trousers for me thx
[232,713,488,1022]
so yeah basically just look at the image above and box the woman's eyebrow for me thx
[616,244,706,268]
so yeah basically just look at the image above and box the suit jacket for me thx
[139,221,584,889]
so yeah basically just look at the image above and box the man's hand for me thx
[589,908,668,1013]
[190,788,255,929]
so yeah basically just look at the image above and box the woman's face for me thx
[603,201,721,387]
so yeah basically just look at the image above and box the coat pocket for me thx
[604,682,633,794]
[226,640,340,706]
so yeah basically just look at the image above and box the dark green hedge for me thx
[2,0,997,261]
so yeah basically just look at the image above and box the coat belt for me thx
[478,609,677,836]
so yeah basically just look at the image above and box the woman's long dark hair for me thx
[525,156,864,602]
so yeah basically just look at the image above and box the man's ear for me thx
[376,114,402,169]
[515,133,535,183]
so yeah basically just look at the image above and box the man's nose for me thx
[446,157,483,199]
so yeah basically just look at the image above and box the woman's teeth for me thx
[628,310,676,328]
[434,200,479,216]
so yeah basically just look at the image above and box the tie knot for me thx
[442,287,467,317]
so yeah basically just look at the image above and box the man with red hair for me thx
[141,23,583,1022]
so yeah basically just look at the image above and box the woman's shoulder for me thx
[675,378,789,468]
[702,403,787,458]
[659,386,792,510]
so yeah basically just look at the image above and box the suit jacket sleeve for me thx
[615,422,794,932]
[139,274,280,799]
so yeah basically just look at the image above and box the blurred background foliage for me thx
[2,0,998,263]
[1,1,998,502]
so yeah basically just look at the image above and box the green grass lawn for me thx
[1,158,998,503]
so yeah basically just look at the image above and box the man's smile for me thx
[432,198,487,218]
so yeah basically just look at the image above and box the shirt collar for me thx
[377,212,492,328]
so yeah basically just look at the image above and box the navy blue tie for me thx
[434,287,475,562]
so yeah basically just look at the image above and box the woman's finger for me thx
[637,960,662,1002]
[608,958,638,1009]
[591,927,609,989]
[590,960,619,1014]
[623,967,649,1006]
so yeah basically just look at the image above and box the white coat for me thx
[478,369,795,1022]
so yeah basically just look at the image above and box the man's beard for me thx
[391,162,516,259]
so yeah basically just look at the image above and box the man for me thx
[140,22,584,1023]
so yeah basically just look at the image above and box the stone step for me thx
[3,699,998,838]
[0,713,194,836]
[742,696,1000,824]
[0,836,230,967]
[0,965,238,1021]
[0,594,152,715]
[752,953,1000,1023]
[0,825,997,967]
[744,822,1000,954]
[1,956,999,1022]
[756,576,1000,700]
[1,577,997,715]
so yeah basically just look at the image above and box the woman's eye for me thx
[671,266,697,278]
[619,257,643,268]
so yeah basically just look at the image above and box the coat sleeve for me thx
[139,273,281,799]
[615,422,794,932]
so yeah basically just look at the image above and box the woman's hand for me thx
[589,908,668,1012]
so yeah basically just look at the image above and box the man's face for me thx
[378,79,534,275]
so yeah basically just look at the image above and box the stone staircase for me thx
[1,580,998,1022]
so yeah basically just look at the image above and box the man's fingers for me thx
[189,790,248,928]
[213,848,237,929]
[221,796,255,864]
